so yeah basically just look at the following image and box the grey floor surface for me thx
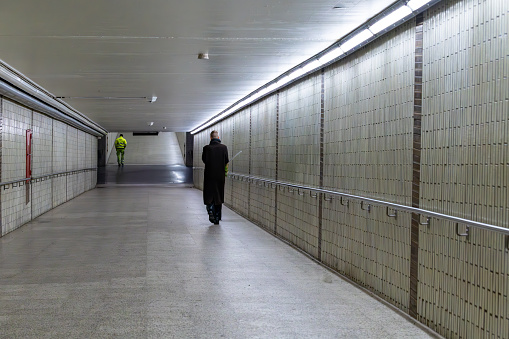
[0,187,437,339]
[97,165,193,186]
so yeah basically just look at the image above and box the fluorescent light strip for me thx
[369,6,413,34]
[407,0,433,11]
[191,0,439,134]
[318,47,345,66]
[340,29,374,52]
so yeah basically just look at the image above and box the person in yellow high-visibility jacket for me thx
[114,134,127,166]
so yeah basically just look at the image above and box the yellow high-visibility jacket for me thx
[115,136,127,149]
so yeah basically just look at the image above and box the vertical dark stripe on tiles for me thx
[410,13,424,319]
[318,69,325,261]
[0,97,3,235]
[274,92,280,235]
[231,115,235,204]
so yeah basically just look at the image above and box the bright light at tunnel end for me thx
[191,0,437,135]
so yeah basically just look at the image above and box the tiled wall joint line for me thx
[409,13,424,319]
[274,92,280,235]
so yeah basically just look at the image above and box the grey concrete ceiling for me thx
[0,0,396,132]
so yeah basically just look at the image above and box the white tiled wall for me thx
[1,99,99,236]
[231,108,250,216]
[31,112,54,218]
[1,99,32,182]
[86,133,97,190]
[1,99,33,235]
[249,97,277,231]
[277,76,321,257]
[66,126,78,200]
[52,120,67,207]
[77,130,86,195]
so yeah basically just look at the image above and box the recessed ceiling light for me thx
[198,53,209,60]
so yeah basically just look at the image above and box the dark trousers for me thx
[206,204,222,224]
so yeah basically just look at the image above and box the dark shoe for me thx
[214,205,222,221]
[206,205,215,223]
[214,218,219,225]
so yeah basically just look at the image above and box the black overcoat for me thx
[202,139,229,205]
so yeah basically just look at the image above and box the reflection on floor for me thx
[97,165,193,186]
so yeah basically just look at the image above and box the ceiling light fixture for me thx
[198,53,209,60]
[369,6,413,34]
[318,47,345,66]
[407,0,433,11]
[57,96,147,100]
[56,95,158,103]
[340,29,374,52]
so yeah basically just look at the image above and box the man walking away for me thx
[202,130,229,224]
[115,134,127,166]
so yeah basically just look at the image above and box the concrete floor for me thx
[0,186,438,338]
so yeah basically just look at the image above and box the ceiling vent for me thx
[133,132,159,136]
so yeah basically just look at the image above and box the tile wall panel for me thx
[193,129,210,191]
[277,189,320,257]
[76,130,86,195]
[77,172,85,196]
[276,77,321,257]
[249,97,277,231]
[31,180,52,219]
[66,126,78,200]
[1,99,32,235]
[278,77,321,187]
[418,0,509,337]
[31,112,53,218]
[321,22,415,310]
[87,134,98,190]
[52,120,67,207]
[32,112,53,176]
[231,108,251,216]
[52,176,67,208]
[323,27,414,203]
[52,121,67,172]
[218,119,234,207]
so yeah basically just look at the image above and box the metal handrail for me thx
[228,172,509,237]
[0,167,97,188]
